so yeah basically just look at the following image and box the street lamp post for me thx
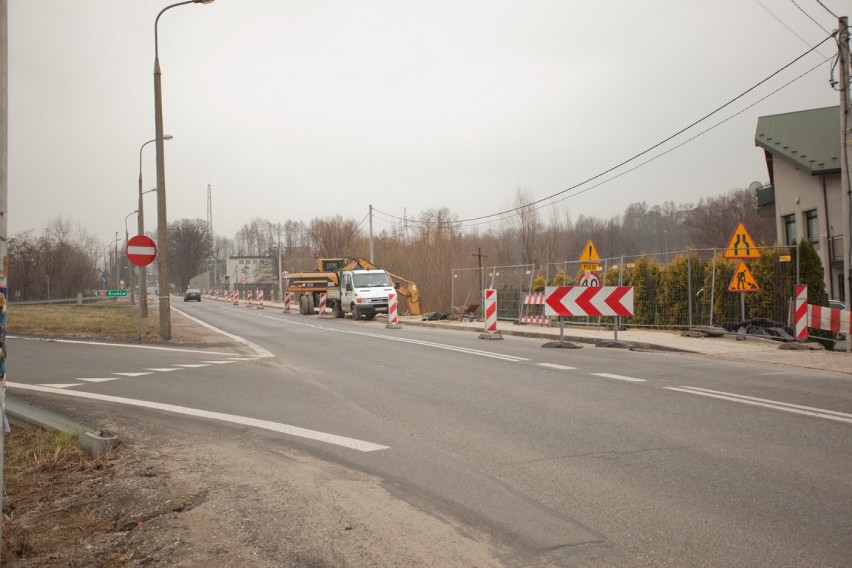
[139,136,172,318]
[125,210,138,305]
[153,0,213,340]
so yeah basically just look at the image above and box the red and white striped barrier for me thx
[794,285,808,340]
[386,291,400,328]
[520,293,551,326]
[215,289,219,300]
[793,285,850,339]
[808,304,851,335]
[257,289,264,309]
[543,286,633,317]
[232,290,239,305]
[283,292,291,313]
[318,292,334,318]
[246,290,253,307]
[519,315,551,325]
[484,288,497,333]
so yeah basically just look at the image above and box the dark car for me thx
[184,288,201,302]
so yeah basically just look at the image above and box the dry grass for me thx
[7,303,161,341]
[2,428,117,562]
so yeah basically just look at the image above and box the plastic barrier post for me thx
[386,291,401,329]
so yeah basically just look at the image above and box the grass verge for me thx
[7,303,161,341]
[2,428,116,561]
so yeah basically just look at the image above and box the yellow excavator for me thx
[286,258,421,317]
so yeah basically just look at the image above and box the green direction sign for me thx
[97,290,128,297]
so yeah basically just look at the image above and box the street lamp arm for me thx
[154,1,194,62]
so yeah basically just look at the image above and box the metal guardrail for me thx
[8,296,124,306]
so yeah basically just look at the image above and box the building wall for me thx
[771,157,842,298]
[225,256,273,290]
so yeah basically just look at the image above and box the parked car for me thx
[184,288,201,302]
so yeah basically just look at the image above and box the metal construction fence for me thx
[453,247,801,330]
[451,264,535,321]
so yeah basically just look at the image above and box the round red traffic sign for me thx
[126,235,157,267]
[240,278,247,285]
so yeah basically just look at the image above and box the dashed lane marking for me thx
[591,373,646,383]
[172,364,211,368]
[7,382,390,452]
[39,383,83,389]
[146,368,181,372]
[537,363,577,370]
[113,372,153,377]
[78,378,121,383]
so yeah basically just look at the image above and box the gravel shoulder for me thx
[3,309,504,567]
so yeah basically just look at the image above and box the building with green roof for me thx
[754,105,844,301]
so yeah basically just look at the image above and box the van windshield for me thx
[353,273,393,288]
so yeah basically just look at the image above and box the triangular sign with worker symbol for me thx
[723,222,761,259]
[579,240,601,261]
[727,261,760,292]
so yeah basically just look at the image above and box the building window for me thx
[782,214,797,246]
[805,210,819,245]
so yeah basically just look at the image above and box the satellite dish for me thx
[748,181,763,192]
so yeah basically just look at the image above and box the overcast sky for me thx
[7,0,844,246]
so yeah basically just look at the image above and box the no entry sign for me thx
[126,235,157,266]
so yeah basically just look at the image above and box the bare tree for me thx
[685,188,775,248]
[168,219,212,291]
[308,215,361,257]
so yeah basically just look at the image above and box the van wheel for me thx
[333,301,344,318]
[351,305,360,320]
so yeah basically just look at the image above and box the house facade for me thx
[754,105,845,302]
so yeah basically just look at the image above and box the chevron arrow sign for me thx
[544,286,634,317]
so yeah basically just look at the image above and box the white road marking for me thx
[201,360,237,365]
[667,386,852,425]
[146,368,181,372]
[10,335,234,356]
[537,363,576,370]
[173,307,274,358]
[39,383,83,389]
[78,378,120,383]
[172,364,210,368]
[276,317,529,362]
[591,372,646,383]
[113,372,153,377]
[7,382,390,453]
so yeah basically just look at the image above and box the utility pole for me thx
[369,204,374,264]
[471,247,487,317]
[838,15,851,351]
[1,0,9,555]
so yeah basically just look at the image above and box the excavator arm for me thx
[386,271,421,315]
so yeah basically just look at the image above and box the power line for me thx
[791,0,831,34]
[448,32,836,226]
[751,0,822,49]
[813,0,838,19]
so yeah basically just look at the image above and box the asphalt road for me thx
[10,300,852,566]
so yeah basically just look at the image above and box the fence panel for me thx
[451,267,484,318]
[485,264,534,322]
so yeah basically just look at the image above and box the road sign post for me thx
[126,235,157,342]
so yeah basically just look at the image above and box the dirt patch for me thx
[2,309,503,567]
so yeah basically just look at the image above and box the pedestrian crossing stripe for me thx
[728,261,760,292]
[723,222,761,259]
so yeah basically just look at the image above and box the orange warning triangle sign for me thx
[727,261,760,292]
[579,240,601,261]
[724,222,760,259]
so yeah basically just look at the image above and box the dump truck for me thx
[286,258,421,318]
